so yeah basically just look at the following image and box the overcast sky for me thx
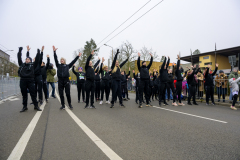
[0,0,240,67]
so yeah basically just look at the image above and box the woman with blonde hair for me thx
[110,49,128,108]
[99,57,111,104]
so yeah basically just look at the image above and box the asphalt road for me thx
[1,84,240,160]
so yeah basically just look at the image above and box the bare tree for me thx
[139,46,159,61]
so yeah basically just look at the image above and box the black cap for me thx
[142,61,146,65]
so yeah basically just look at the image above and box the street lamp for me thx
[104,44,113,62]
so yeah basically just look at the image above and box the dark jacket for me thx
[175,59,184,81]
[41,57,50,80]
[160,57,170,83]
[137,56,153,80]
[18,48,41,79]
[54,51,79,79]
[121,71,130,85]
[99,63,110,81]
[111,51,128,81]
[94,67,100,82]
[85,54,100,81]
[187,68,200,86]
[205,67,218,86]
[27,51,42,76]
[72,66,86,83]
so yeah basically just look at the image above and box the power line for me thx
[0,43,17,56]
[99,0,164,48]
[97,0,152,46]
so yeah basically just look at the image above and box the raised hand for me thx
[19,47,23,52]
[46,54,49,58]
[133,70,135,73]
[102,57,105,62]
[168,56,170,59]
[177,54,180,60]
[117,49,120,54]
[52,46,58,51]
[78,52,82,57]
[208,64,210,68]
[91,50,94,55]
[27,45,31,51]
[138,52,141,57]
[194,64,196,68]
[41,46,44,52]
[73,64,75,66]
[98,57,100,60]
[149,53,152,57]
[216,63,218,67]
[129,67,130,71]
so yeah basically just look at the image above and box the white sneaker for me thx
[106,100,111,104]
[99,101,103,105]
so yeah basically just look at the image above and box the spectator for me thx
[197,71,204,100]
[215,70,228,102]
[228,69,239,102]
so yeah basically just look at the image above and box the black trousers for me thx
[167,82,177,103]
[159,82,167,104]
[152,85,158,99]
[176,81,182,103]
[206,86,214,104]
[111,80,122,105]
[85,80,95,105]
[121,83,127,98]
[42,79,48,100]
[232,94,238,106]
[77,83,85,101]
[139,80,150,104]
[135,85,139,102]
[149,87,153,99]
[188,85,196,103]
[35,75,43,101]
[101,80,110,101]
[95,81,100,100]
[58,78,71,106]
[20,79,38,107]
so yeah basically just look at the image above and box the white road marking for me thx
[55,90,123,160]
[153,106,228,124]
[7,91,51,160]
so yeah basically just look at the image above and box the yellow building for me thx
[181,46,240,73]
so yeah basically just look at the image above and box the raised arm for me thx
[177,55,180,71]
[85,54,92,71]
[120,57,129,68]
[205,67,209,78]
[137,53,141,71]
[147,54,153,69]
[26,45,30,57]
[95,66,99,73]
[45,55,50,71]
[72,65,77,75]
[212,64,218,76]
[111,49,119,70]
[69,52,81,68]
[17,47,23,66]
[166,57,170,69]
[161,57,166,70]
[99,62,103,74]
[53,46,59,68]
[34,49,41,69]
[94,57,100,69]
[126,70,130,77]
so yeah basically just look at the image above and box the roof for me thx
[180,46,240,63]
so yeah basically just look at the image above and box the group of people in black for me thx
[18,46,219,112]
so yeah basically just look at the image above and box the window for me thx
[203,56,209,59]
[204,62,212,65]
[199,61,202,63]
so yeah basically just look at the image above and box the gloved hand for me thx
[37,49,40,54]
[117,49,120,54]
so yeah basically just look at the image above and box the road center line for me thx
[55,90,123,160]
[153,106,228,124]
[7,90,52,160]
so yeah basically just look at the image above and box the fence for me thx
[0,75,20,100]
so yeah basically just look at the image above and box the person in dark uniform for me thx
[121,70,130,101]
[40,54,50,103]
[53,45,81,110]
[159,56,170,107]
[84,50,100,109]
[99,57,111,104]
[94,62,101,101]
[175,55,185,106]
[137,52,153,108]
[167,66,177,106]
[27,45,44,105]
[72,64,86,103]
[133,70,140,104]
[18,47,42,112]
[110,49,128,108]
[152,69,159,101]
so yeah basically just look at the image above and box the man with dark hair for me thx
[18,47,42,112]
